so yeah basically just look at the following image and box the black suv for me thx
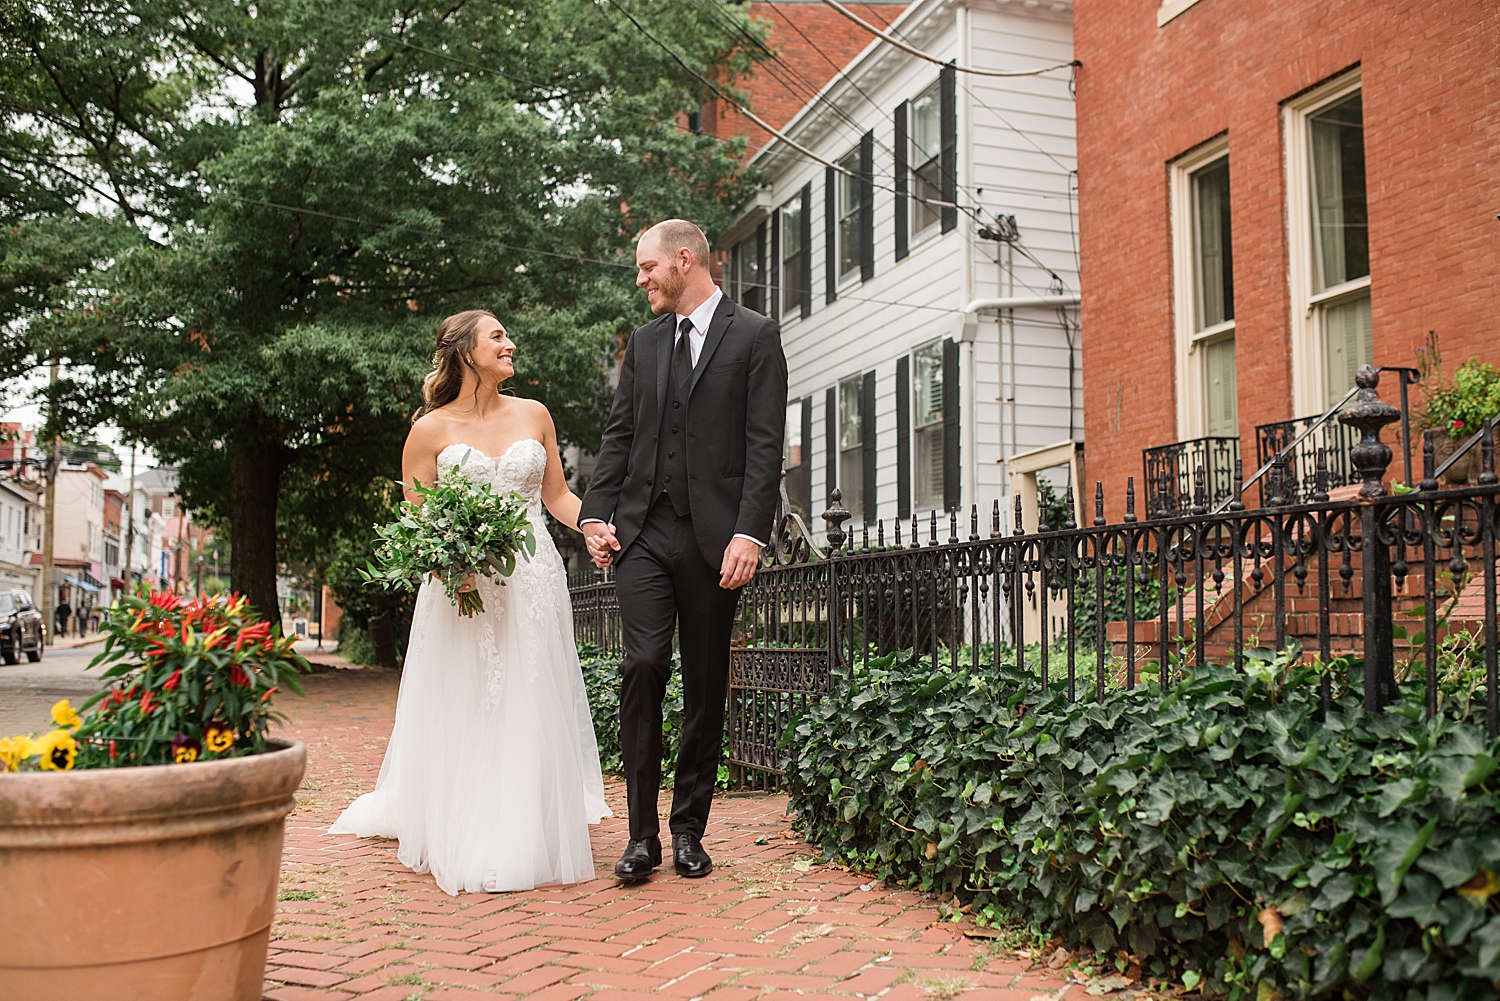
[0,589,43,664]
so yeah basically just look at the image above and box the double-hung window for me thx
[783,398,811,520]
[1286,71,1372,412]
[1170,137,1237,440]
[910,82,942,238]
[729,224,766,315]
[838,375,863,522]
[836,149,861,280]
[913,342,944,511]
[779,187,811,319]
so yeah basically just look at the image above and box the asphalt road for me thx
[0,641,108,738]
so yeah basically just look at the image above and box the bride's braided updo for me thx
[418,309,498,419]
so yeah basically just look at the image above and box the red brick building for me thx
[1074,0,1500,518]
[710,2,908,152]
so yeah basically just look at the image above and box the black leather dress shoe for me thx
[672,833,712,878]
[614,837,662,881]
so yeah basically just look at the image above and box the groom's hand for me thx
[719,537,759,589]
[582,521,620,567]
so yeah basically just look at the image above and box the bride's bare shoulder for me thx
[406,410,457,452]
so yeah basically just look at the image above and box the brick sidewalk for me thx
[265,668,1090,1001]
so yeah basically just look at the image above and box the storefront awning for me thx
[63,575,101,593]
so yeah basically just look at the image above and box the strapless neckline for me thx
[438,439,544,463]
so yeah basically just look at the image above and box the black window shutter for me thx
[799,183,812,319]
[861,370,876,525]
[942,337,960,511]
[895,355,911,519]
[769,209,781,321]
[894,101,909,262]
[825,386,837,505]
[800,397,813,517]
[859,131,875,282]
[824,167,837,304]
[939,63,957,234]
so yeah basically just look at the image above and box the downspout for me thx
[958,3,977,518]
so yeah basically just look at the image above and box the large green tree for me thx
[6,0,763,617]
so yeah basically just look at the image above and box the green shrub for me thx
[578,643,729,788]
[786,648,1500,999]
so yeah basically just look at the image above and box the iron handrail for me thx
[1209,384,1361,515]
[1433,413,1500,481]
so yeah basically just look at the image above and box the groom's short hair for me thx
[643,219,711,267]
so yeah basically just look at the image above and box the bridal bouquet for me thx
[361,452,537,616]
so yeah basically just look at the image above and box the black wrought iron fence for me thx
[1143,435,1239,515]
[570,367,1500,787]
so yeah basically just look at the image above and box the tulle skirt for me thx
[330,563,611,895]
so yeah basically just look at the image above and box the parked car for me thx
[0,589,44,664]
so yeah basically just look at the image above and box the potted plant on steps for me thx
[0,590,308,1001]
[1415,336,1500,485]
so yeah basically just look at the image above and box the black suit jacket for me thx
[580,295,788,570]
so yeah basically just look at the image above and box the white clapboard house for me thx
[716,0,1081,541]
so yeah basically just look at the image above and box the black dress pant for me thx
[613,496,741,842]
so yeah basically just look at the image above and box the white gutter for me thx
[963,294,1080,313]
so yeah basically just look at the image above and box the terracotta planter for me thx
[1432,431,1482,485]
[0,737,306,1000]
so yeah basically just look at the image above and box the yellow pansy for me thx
[0,735,27,771]
[35,729,77,771]
[203,724,235,754]
[50,699,82,731]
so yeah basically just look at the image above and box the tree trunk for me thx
[229,447,286,626]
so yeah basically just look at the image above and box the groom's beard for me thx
[647,268,686,315]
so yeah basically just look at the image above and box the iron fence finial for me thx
[822,488,850,552]
[1338,364,1400,499]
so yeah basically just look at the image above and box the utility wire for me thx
[816,0,1079,78]
[212,193,635,270]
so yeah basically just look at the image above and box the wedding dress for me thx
[330,439,611,895]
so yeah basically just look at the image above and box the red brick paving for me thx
[264,667,1091,1001]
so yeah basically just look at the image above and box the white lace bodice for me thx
[437,439,547,513]
[428,439,568,711]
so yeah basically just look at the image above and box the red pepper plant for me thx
[74,591,307,767]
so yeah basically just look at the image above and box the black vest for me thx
[653,363,692,516]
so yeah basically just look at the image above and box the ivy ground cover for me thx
[786,649,1500,999]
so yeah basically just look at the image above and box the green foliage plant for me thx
[73,591,306,767]
[786,647,1500,999]
[359,456,536,616]
[10,0,770,618]
[1421,355,1500,442]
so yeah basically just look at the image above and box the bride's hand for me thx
[457,574,478,593]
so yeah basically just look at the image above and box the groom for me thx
[580,219,787,880]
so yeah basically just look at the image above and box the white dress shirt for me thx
[583,287,765,549]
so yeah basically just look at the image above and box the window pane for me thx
[1202,335,1238,437]
[913,344,943,426]
[782,251,802,315]
[915,425,943,511]
[839,448,863,522]
[913,157,941,234]
[1191,158,1233,330]
[838,214,860,278]
[781,203,802,258]
[911,83,940,163]
[839,377,862,450]
[1310,92,1369,291]
[837,149,861,278]
[784,400,803,467]
[1322,293,1372,406]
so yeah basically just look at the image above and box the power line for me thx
[816,0,1079,78]
[211,193,635,270]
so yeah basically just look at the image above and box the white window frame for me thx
[778,196,803,323]
[909,80,943,245]
[911,340,945,512]
[1284,68,1369,416]
[836,147,862,285]
[838,374,863,521]
[1169,134,1233,441]
[1158,0,1207,26]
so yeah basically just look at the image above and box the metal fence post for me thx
[1339,364,1400,710]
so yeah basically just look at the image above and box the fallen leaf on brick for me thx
[1086,975,1132,995]
[960,925,1002,939]
[1047,948,1072,969]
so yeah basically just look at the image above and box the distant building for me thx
[103,488,124,601]
[0,425,43,600]
[46,460,108,617]
[1074,0,1500,517]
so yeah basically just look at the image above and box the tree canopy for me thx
[3,0,765,616]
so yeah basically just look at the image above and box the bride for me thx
[330,308,611,895]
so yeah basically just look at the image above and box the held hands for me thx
[719,537,759,590]
[582,521,620,568]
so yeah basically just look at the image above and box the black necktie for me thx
[673,317,693,391]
